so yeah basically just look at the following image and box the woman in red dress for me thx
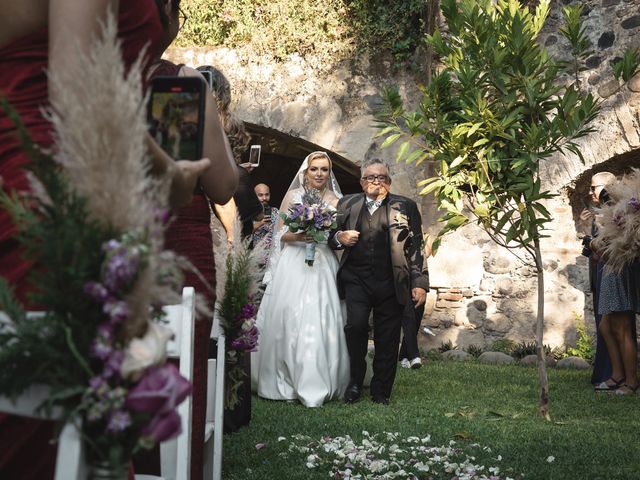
[0,1,236,477]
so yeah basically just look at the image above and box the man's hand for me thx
[579,207,594,236]
[338,230,360,247]
[412,287,427,307]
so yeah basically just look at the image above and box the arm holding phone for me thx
[180,66,238,205]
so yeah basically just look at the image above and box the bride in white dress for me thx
[251,151,349,407]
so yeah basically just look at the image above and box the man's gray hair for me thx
[360,158,392,178]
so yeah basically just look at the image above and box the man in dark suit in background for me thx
[330,158,429,405]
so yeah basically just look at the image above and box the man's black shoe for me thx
[344,384,361,403]
[371,395,390,405]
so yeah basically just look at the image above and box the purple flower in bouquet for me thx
[103,299,130,324]
[125,363,191,415]
[230,324,259,352]
[84,281,110,302]
[103,350,125,378]
[91,334,113,361]
[103,246,140,292]
[142,410,182,443]
[629,197,640,212]
[106,410,132,433]
[239,303,256,320]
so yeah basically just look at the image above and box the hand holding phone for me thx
[148,76,206,161]
[240,145,261,169]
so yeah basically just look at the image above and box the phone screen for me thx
[148,76,206,160]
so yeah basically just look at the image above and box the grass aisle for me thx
[223,361,640,479]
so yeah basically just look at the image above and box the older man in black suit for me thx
[330,158,429,405]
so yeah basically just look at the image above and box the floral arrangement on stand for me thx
[281,189,337,266]
[215,219,266,409]
[594,168,640,272]
[0,16,191,476]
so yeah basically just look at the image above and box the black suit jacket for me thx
[329,193,429,305]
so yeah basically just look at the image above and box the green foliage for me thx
[558,4,592,85]
[490,338,516,354]
[511,341,552,360]
[566,313,595,363]
[438,339,457,352]
[176,0,425,64]
[613,48,640,82]
[423,347,442,361]
[0,97,111,413]
[344,0,426,62]
[466,344,485,358]
[375,0,601,259]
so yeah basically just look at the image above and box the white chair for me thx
[138,286,196,480]
[139,286,226,480]
[0,313,87,480]
[203,312,225,480]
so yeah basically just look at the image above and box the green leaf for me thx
[380,133,402,149]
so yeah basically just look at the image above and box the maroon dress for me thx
[0,3,162,478]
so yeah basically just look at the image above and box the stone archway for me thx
[242,122,362,208]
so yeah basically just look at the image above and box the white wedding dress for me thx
[251,191,349,407]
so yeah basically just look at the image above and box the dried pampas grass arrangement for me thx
[595,168,640,272]
[44,11,181,338]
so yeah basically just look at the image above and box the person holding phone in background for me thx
[252,183,278,251]
[579,172,615,388]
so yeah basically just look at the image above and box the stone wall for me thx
[166,0,640,351]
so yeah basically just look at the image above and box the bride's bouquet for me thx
[281,189,337,266]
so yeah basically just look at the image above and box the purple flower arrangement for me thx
[81,234,191,462]
[281,189,337,266]
[229,302,259,352]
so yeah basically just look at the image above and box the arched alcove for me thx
[241,122,361,206]
[566,148,640,227]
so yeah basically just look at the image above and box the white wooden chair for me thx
[0,313,87,480]
[137,286,196,480]
[139,287,226,480]
[203,312,225,480]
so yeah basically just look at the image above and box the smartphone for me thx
[148,76,206,160]
[239,145,261,169]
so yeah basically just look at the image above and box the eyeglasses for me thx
[178,7,188,30]
[362,174,389,183]
[589,184,604,192]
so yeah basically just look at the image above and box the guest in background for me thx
[399,235,431,369]
[590,180,640,395]
[196,65,263,242]
[252,183,278,250]
[196,65,259,431]
[579,172,615,388]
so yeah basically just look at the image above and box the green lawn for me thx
[222,361,640,479]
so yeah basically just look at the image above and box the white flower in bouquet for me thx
[120,323,173,381]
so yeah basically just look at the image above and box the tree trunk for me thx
[534,238,550,420]
[424,0,440,84]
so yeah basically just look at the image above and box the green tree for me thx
[375,0,637,419]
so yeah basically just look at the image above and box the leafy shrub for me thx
[566,313,595,363]
[466,344,484,358]
[438,340,457,353]
[175,0,425,64]
[489,339,515,355]
[511,341,553,360]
